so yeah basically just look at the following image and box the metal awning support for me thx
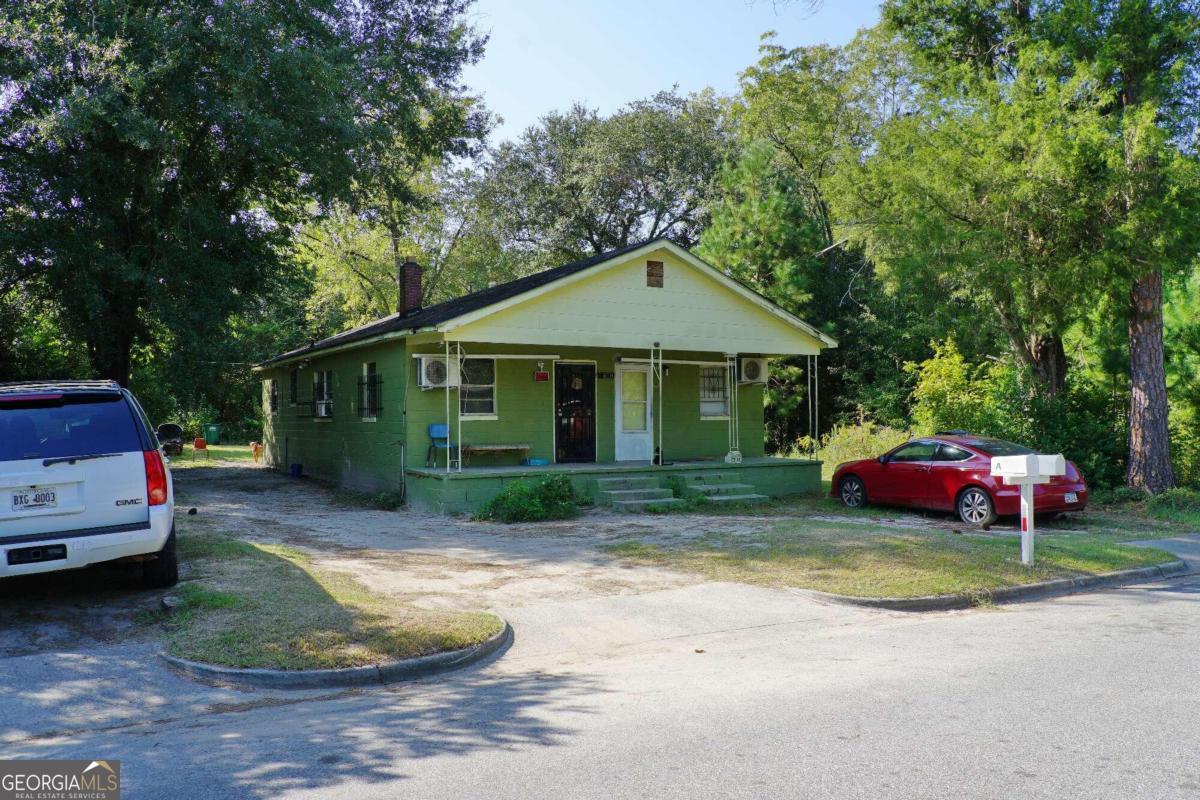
[807,354,820,457]
[650,342,664,465]
[725,353,742,464]
[444,340,464,473]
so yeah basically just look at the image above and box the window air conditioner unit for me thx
[315,399,333,418]
[418,356,460,389]
[739,357,768,384]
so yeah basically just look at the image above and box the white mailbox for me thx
[989,452,1067,566]
[990,454,1066,483]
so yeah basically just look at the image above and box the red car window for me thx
[890,442,937,462]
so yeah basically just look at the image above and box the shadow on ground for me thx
[20,664,605,799]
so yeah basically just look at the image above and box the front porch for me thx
[404,456,822,514]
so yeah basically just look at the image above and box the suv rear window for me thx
[0,394,143,462]
[965,438,1035,457]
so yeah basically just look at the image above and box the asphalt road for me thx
[5,537,1199,800]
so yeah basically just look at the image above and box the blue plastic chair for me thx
[426,423,459,467]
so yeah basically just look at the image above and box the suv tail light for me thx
[144,450,168,506]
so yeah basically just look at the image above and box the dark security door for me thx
[555,363,596,463]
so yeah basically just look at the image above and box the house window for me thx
[699,366,729,418]
[358,362,381,420]
[646,260,664,288]
[288,369,298,405]
[267,379,279,413]
[313,370,333,418]
[460,358,496,416]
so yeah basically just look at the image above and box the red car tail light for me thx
[144,450,168,506]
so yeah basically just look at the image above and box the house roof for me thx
[257,237,835,368]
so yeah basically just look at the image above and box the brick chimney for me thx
[398,258,422,315]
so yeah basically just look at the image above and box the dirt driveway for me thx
[174,466,785,612]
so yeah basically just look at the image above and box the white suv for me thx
[0,380,177,587]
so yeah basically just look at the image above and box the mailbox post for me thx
[989,454,1066,566]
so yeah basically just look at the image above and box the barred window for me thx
[358,362,382,420]
[460,358,496,416]
[313,370,334,418]
[699,366,729,418]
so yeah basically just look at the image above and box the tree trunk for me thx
[88,328,134,386]
[1030,333,1067,396]
[1126,267,1175,492]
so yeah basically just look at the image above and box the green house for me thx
[254,239,836,513]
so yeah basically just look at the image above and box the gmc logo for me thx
[115,498,143,506]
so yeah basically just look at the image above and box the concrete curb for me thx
[160,618,512,689]
[816,560,1191,613]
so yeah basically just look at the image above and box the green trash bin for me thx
[201,423,221,445]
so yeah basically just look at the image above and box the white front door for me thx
[615,365,653,461]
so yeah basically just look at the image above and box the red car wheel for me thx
[957,486,997,527]
[839,475,867,509]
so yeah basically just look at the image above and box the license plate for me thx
[1064,492,1078,504]
[11,487,57,512]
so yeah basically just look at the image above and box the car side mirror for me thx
[878,455,890,464]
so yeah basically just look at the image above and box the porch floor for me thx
[406,456,817,479]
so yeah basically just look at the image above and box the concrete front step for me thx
[594,476,661,492]
[682,482,758,498]
[612,497,687,512]
[599,488,676,504]
[697,493,770,506]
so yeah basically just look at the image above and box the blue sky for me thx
[461,0,881,144]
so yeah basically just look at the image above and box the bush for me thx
[1170,409,1200,489]
[1146,488,1200,517]
[476,475,582,523]
[1089,486,1148,506]
[809,419,911,475]
[907,340,1128,488]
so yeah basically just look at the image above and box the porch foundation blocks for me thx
[404,457,819,515]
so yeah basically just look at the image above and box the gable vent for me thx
[646,260,664,288]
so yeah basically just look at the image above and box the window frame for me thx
[313,369,334,420]
[459,357,497,419]
[698,365,730,420]
[359,362,380,422]
[288,369,298,406]
[267,379,279,413]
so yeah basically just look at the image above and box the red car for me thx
[829,434,1088,527]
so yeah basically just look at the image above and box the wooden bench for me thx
[461,443,532,466]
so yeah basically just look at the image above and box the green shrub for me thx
[906,340,1128,488]
[476,475,582,523]
[1146,488,1200,517]
[1170,409,1200,488]
[813,420,911,473]
[1089,486,1148,506]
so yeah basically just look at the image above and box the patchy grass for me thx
[160,520,502,670]
[330,486,405,511]
[602,518,1175,599]
[169,443,260,469]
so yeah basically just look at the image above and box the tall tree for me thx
[881,0,1200,491]
[475,90,735,265]
[0,0,485,385]
[700,36,967,441]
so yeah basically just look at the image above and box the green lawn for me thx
[603,518,1176,599]
[168,443,259,469]
[159,517,502,669]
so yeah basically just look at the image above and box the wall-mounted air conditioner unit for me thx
[418,356,460,389]
[739,357,768,384]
